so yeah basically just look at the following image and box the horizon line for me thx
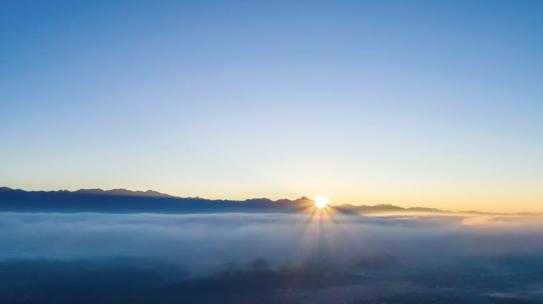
[1,185,541,216]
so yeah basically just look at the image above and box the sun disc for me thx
[315,195,329,209]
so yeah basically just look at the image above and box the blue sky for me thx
[1,0,542,211]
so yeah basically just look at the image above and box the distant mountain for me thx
[0,187,315,214]
[340,203,448,214]
[74,188,173,198]
[0,187,448,214]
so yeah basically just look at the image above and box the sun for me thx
[315,195,329,209]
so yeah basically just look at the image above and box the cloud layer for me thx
[2,211,543,274]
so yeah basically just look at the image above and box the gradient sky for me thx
[1,0,542,212]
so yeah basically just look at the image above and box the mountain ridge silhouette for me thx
[0,186,529,215]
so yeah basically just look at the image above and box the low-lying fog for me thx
[2,211,543,303]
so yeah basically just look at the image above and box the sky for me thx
[1,0,542,212]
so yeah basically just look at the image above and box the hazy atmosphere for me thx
[1,1,542,303]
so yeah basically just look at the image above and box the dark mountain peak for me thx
[107,189,141,196]
[290,196,314,208]
[0,187,57,194]
[144,190,168,196]
[75,188,173,198]
[75,189,105,194]
[274,199,292,204]
[273,196,313,205]
[244,198,274,204]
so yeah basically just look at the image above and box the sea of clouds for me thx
[1,211,543,276]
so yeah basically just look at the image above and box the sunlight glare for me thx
[315,195,329,209]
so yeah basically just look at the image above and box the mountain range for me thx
[0,186,453,214]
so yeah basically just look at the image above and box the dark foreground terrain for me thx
[2,256,543,303]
